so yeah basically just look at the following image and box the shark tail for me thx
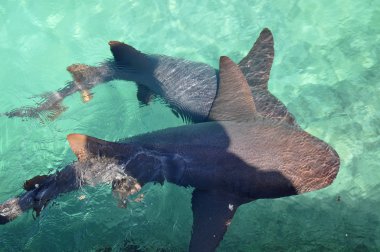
[0,164,82,225]
[43,103,68,121]
[0,197,23,224]
[0,173,56,224]
[0,189,42,224]
[3,98,68,122]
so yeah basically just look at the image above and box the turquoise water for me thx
[0,0,380,251]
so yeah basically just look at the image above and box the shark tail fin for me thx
[4,102,67,121]
[208,56,258,121]
[44,102,68,121]
[0,213,9,224]
[67,134,128,161]
[238,28,274,90]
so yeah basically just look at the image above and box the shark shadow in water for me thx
[3,28,296,125]
[0,57,339,251]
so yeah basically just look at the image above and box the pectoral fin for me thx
[190,189,245,252]
[136,84,153,106]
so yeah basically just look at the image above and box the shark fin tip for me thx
[262,27,271,33]
[108,41,123,47]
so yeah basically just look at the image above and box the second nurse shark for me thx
[4,28,296,125]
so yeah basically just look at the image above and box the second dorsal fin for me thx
[208,56,257,121]
[67,134,128,161]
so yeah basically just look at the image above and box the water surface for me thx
[0,0,380,251]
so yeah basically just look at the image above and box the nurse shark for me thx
[3,28,296,124]
[0,57,339,251]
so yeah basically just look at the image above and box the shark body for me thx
[4,29,295,125]
[0,56,339,251]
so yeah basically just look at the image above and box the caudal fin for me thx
[3,102,67,121]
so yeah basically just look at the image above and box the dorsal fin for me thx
[208,56,257,121]
[108,41,150,69]
[66,64,92,83]
[67,134,127,161]
[238,28,274,90]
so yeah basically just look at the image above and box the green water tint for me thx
[0,0,379,251]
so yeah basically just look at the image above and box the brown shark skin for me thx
[0,57,339,251]
[3,29,295,125]
[115,118,338,197]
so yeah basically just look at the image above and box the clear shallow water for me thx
[0,0,379,251]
